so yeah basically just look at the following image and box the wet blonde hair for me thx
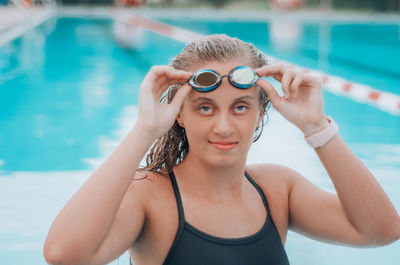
[139,34,271,174]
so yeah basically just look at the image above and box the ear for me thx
[256,109,263,127]
[176,111,184,128]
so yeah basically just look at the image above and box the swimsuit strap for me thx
[163,171,186,264]
[244,171,272,216]
[244,171,282,233]
[169,171,185,222]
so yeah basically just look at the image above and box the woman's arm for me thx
[43,66,192,265]
[313,134,400,244]
[44,127,151,265]
[256,65,400,246]
[287,135,400,246]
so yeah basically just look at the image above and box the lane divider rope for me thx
[116,15,400,116]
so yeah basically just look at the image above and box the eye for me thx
[234,104,249,114]
[199,105,213,114]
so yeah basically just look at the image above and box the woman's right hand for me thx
[136,66,192,139]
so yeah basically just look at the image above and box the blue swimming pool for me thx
[0,14,399,265]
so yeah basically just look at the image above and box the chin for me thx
[203,152,246,169]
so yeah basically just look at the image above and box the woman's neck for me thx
[173,153,247,201]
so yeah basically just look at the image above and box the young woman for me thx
[44,34,400,265]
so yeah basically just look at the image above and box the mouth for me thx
[209,141,238,151]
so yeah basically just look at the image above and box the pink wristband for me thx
[305,117,338,148]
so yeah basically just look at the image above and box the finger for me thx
[141,66,169,95]
[152,70,192,99]
[159,75,191,92]
[290,73,304,97]
[255,64,287,78]
[281,70,293,98]
[157,67,192,81]
[170,84,191,112]
[256,79,281,110]
[156,74,192,101]
[161,69,192,85]
[146,66,191,88]
[256,65,294,96]
[272,74,282,82]
[154,70,191,88]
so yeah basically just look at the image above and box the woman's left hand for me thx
[256,64,329,136]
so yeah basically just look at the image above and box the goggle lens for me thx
[195,71,218,87]
[230,67,257,86]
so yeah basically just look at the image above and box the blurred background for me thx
[1,1,399,265]
[1,0,400,11]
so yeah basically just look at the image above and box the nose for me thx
[212,111,234,137]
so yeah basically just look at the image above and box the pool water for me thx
[0,15,399,265]
[161,18,400,96]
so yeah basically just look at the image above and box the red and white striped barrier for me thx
[269,58,400,116]
[116,16,400,116]
[319,72,400,115]
[269,0,305,10]
[114,16,203,44]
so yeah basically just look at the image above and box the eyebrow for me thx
[191,95,256,104]
[191,97,214,104]
[233,95,257,102]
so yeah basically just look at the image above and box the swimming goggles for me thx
[182,66,260,92]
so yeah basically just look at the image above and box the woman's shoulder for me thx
[125,170,173,202]
[245,163,299,237]
[246,163,301,178]
[245,163,302,193]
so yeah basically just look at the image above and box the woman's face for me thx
[178,60,262,168]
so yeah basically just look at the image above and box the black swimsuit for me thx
[162,171,290,265]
